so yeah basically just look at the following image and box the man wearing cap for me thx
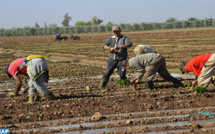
[3,55,56,102]
[99,25,133,88]
[122,53,184,90]
[178,53,215,89]
[134,44,156,56]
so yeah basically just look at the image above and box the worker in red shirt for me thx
[3,56,56,102]
[178,53,215,89]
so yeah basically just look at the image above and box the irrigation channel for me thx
[2,73,215,133]
[7,106,215,133]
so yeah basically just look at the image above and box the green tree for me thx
[91,16,103,25]
[49,23,58,27]
[75,21,91,26]
[62,13,71,27]
[166,17,177,23]
[35,22,40,28]
[187,17,197,21]
[106,21,114,25]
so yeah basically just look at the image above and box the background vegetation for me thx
[1,15,215,37]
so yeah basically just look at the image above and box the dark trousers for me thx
[102,58,127,82]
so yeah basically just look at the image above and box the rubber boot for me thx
[145,81,154,89]
[28,94,40,103]
[173,78,184,87]
[43,92,56,100]
[99,81,107,88]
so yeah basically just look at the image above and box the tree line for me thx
[1,14,215,37]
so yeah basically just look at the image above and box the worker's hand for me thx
[130,79,135,84]
[189,86,194,91]
[189,80,197,91]
[130,78,139,84]
[114,46,120,50]
[133,82,139,91]
[109,47,115,52]
[21,90,27,95]
[192,80,197,87]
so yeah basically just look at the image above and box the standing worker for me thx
[122,53,184,90]
[178,53,215,89]
[134,44,155,56]
[3,55,56,102]
[99,25,133,88]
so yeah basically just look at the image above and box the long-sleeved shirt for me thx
[129,53,160,73]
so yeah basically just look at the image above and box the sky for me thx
[1,0,215,29]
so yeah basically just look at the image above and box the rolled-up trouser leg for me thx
[101,58,117,82]
[28,79,37,95]
[27,58,50,96]
[198,54,215,88]
[117,60,127,80]
[32,74,51,96]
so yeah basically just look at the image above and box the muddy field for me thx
[1,27,215,134]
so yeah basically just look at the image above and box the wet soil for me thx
[1,28,215,133]
[1,75,215,134]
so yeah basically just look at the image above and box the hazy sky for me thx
[1,0,215,29]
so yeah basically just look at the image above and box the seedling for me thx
[86,86,92,92]
[116,79,130,87]
[7,92,14,98]
[194,85,207,94]
[184,81,192,88]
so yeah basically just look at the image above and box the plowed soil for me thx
[1,27,215,134]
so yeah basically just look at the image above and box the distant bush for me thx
[0,28,5,36]
[213,19,215,26]
[36,28,43,35]
[64,26,70,34]
[141,23,154,30]
[132,23,141,31]
[3,29,12,37]
[174,21,183,28]
[119,23,126,29]
[75,26,84,33]
[47,27,53,35]
[84,26,91,33]
[124,24,133,30]
[105,25,112,32]
[153,23,162,29]
[42,27,48,35]
[52,27,60,34]
[11,28,20,36]
[193,19,202,27]
[182,21,193,28]
[98,25,106,32]
[59,27,64,34]
[162,22,174,29]
[203,19,212,27]
[91,26,98,33]
[69,27,75,33]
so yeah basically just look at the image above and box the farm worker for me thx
[56,33,61,40]
[3,55,56,102]
[178,53,215,89]
[99,25,133,88]
[134,44,156,56]
[122,53,184,90]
